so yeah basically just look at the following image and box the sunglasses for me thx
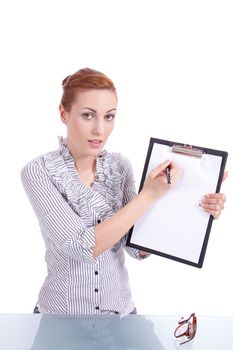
[174,313,197,345]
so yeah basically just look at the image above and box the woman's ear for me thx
[59,104,67,124]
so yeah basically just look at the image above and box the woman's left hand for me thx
[200,171,228,219]
[200,193,226,219]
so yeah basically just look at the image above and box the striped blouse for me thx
[21,137,145,314]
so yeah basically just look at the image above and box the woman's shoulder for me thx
[21,149,58,181]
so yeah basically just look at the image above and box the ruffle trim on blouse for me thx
[43,137,125,225]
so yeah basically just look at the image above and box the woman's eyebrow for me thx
[106,108,117,113]
[82,107,97,113]
[82,107,116,113]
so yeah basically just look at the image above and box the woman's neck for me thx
[66,139,97,187]
[74,157,97,188]
[75,157,96,174]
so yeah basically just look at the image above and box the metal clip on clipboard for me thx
[171,144,203,158]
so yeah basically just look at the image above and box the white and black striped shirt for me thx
[21,137,145,314]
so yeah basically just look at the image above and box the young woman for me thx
[21,68,226,314]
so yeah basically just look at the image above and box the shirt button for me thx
[95,306,99,310]
[97,219,101,224]
[95,288,98,292]
[95,271,98,275]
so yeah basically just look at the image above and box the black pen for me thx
[165,164,171,184]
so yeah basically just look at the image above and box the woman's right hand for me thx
[141,160,182,201]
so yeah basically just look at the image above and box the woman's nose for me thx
[92,119,105,135]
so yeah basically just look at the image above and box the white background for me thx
[0,0,232,316]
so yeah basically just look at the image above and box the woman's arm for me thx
[21,157,181,261]
[21,158,97,263]
[92,160,182,257]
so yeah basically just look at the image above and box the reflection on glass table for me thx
[0,314,233,350]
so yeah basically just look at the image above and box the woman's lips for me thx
[88,140,103,148]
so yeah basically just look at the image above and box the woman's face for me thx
[60,89,117,159]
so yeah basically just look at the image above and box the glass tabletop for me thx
[0,314,233,350]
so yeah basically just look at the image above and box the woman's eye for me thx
[82,113,94,120]
[105,114,115,121]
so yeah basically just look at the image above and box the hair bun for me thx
[62,75,71,88]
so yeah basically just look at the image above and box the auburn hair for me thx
[60,68,117,111]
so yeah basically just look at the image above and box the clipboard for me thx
[126,138,228,268]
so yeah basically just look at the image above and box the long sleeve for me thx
[21,158,96,264]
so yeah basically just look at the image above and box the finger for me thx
[222,171,229,182]
[169,160,175,169]
[203,208,221,220]
[149,160,170,179]
[200,202,225,211]
[201,198,226,206]
[204,193,226,202]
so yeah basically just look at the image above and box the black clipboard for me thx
[126,138,228,268]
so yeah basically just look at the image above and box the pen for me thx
[165,165,171,184]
